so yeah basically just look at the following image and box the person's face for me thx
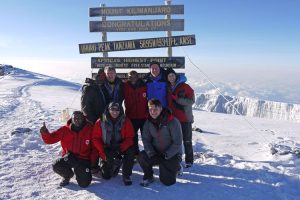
[167,73,176,85]
[148,105,162,119]
[72,112,84,127]
[109,106,120,119]
[150,64,160,77]
[128,74,138,84]
[105,69,116,82]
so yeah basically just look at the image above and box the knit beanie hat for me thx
[165,68,176,77]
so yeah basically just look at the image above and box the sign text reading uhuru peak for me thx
[79,35,195,54]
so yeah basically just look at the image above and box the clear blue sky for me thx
[1,0,299,77]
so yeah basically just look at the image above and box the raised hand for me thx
[40,122,48,133]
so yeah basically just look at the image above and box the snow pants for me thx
[181,122,194,164]
[138,151,181,186]
[100,146,135,179]
[52,153,92,188]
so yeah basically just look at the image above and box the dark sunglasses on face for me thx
[109,107,120,112]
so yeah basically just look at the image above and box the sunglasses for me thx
[109,107,120,112]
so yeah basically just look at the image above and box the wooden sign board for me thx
[79,35,195,54]
[92,72,184,80]
[90,19,184,32]
[90,5,184,16]
[92,73,147,80]
[91,57,185,69]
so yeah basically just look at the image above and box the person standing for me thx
[123,70,148,155]
[144,61,168,107]
[138,99,183,186]
[166,68,195,168]
[40,111,99,188]
[81,68,106,124]
[92,102,135,186]
[101,66,124,108]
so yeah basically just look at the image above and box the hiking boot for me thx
[123,176,132,186]
[140,177,154,187]
[185,162,193,168]
[59,178,71,187]
[59,171,74,187]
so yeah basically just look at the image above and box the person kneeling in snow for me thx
[40,111,98,188]
[138,99,183,186]
[92,102,135,186]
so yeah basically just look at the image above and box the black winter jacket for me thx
[81,82,106,124]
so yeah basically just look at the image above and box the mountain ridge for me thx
[194,93,300,122]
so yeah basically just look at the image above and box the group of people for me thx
[40,61,195,188]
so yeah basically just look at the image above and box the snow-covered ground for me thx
[1,67,300,200]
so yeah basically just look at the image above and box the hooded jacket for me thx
[142,109,183,159]
[167,74,195,123]
[41,119,98,164]
[92,108,134,157]
[144,69,168,107]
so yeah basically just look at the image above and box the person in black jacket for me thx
[101,66,124,109]
[81,69,106,124]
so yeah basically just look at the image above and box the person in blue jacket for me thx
[144,61,168,108]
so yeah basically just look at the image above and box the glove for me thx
[40,122,49,134]
[91,165,100,174]
[63,152,79,167]
[162,152,168,160]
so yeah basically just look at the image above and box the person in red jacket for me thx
[166,68,195,168]
[92,102,135,186]
[123,70,148,155]
[40,111,99,187]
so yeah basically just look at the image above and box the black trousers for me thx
[52,153,92,188]
[138,151,181,186]
[181,122,194,164]
[130,119,146,155]
[100,146,135,179]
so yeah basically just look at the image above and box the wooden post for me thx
[101,4,108,58]
[165,0,172,57]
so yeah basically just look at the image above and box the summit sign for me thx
[89,5,184,16]
[79,35,195,54]
[90,19,184,32]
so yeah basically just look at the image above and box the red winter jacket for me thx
[167,81,195,123]
[123,80,148,119]
[41,121,98,164]
[92,116,134,156]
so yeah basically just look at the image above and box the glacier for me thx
[194,93,300,122]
